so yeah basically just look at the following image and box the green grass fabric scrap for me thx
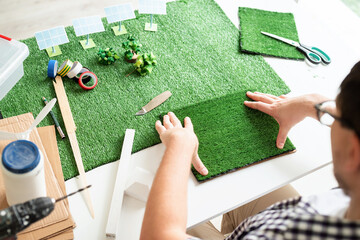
[0,0,293,180]
[165,91,296,182]
[239,7,305,60]
[342,0,360,16]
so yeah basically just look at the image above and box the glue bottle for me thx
[0,140,46,205]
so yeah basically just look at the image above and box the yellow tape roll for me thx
[57,60,73,77]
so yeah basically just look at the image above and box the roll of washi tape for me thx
[67,61,83,79]
[47,60,58,78]
[73,67,91,83]
[78,71,98,90]
[57,59,73,77]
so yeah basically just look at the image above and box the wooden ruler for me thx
[53,76,95,218]
[105,129,135,239]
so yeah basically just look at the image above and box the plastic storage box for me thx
[0,35,29,101]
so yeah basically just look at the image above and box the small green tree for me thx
[97,48,120,65]
[122,36,142,62]
[134,52,157,76]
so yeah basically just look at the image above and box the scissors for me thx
[261,31,331,65]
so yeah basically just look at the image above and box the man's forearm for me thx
[141,136,195,240]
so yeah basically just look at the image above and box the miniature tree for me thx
[97,48,120,65]
[134,52,157,76]
[122,36,142,63]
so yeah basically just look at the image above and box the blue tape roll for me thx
[47,60,58,78]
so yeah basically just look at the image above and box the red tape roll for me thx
[78,71,98,90]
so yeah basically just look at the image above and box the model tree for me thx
[122,36,142,63]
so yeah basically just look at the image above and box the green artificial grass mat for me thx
[239,7,305,60]
[164,91,296,182]
[0,0,293,180]
[342,0,360,16]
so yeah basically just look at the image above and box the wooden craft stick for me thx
[105,129,135,239]
[53,77,76,133]
[53,76,95,219]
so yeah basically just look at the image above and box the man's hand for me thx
[141,113,208,240]
[155,112,208,176]
[244,92,328,149]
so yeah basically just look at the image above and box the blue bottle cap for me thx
[2,140,40,174]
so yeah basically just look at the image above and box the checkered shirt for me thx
[225,196,360,240]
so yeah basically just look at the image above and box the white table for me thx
[44,0,360,239]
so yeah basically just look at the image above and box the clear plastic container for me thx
[0,35,29,101]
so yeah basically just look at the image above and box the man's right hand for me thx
[244,91,329,149]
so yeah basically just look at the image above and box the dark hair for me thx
[337,61,360,137]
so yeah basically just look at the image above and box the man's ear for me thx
[349,133,360,172]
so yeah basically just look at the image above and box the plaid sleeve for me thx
[226,196,360,239]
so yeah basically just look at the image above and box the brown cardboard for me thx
[44,229,74,240]
[37,126,69,206]
[21,125,75,240]
[0,113,72,238]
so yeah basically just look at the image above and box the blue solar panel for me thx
[72,16,105,37]
[34,26,69,50]
[105,3,136,24]
[138,0,166,15]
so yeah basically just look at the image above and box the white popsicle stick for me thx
[26,98,57,136]
[0,98,57,140]
[105,129,135,239]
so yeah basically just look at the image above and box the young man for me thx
[140,61,360,239]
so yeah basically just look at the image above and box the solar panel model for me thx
[138,0,167,31]
[34,26,69,57]
[105,3,136,36]
[72,16,105,49]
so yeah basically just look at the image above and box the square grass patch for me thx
[239,7,305,60]
[0,0,293,180]
[165,91,296,182]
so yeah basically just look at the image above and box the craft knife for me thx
[135,91,172,116]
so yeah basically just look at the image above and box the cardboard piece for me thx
[44,229,74,240]
[0,114,74,239]
[34,125,75,240]
[38,126,68,202]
